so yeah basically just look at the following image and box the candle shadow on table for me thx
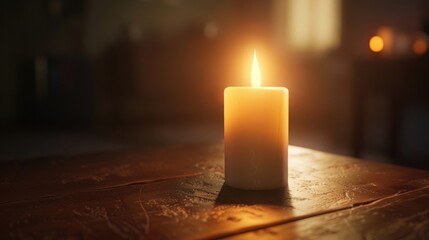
[214,183,291,207]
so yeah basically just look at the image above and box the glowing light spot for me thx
[287,0,340,52]
[369,36,384,53]
[413,38,427,55]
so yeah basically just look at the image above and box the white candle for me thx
[224,51,289,190]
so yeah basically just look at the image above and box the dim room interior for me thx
[1,0,429,238]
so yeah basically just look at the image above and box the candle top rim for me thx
[225,86,288,91]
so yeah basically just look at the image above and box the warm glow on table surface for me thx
[1,143,429,239]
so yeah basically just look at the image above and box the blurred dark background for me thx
[1,0,429,169]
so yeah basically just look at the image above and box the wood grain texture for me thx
[226,187,429,240]
[0,143,222,204]
[1,143,429,239]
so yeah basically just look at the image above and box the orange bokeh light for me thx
[413,38,427,55]
[369,35,384,53]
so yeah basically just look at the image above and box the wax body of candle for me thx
[224,86,288,190]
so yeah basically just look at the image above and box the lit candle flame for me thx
[251,50,261,87]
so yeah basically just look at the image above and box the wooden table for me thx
[1,142,429,239]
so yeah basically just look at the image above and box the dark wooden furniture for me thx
[352,57,429,165]
[2,142,429,239]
